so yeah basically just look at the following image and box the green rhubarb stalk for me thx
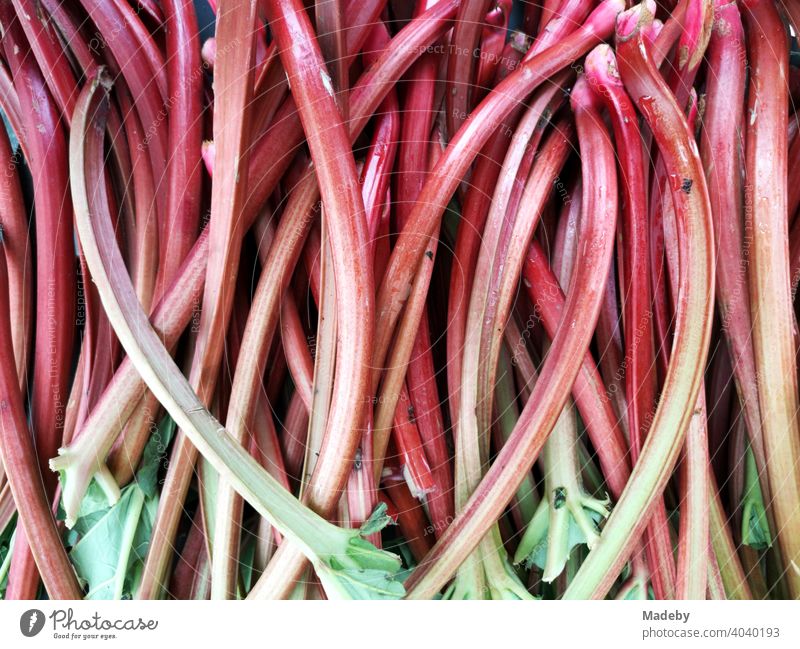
[514,147,611,582]
[69,70,404,601]
[494,342,539,526]
[447,113,573,601]
[515,404,611,582]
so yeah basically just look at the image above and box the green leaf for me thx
[69,485,146,599]
[60,480,114,546]
[67,419,170,600]
[238,531,257,597]
[741,446,771,550]
[314,527,406,600]
[359,502,395,536]
[347,535,403,573]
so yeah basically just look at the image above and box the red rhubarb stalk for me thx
[0,236,82,600]
[1,9,76,599]
[584,43,676,599]
[233,0,372,596]
[158,0,204,285]
[564,3,715,599]
[0,125,31,389]
[446,0,494,139]
[138,0,260,598]
[740,0,800,597]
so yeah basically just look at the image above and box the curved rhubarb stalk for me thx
[448,117,573,599]
[1,10,76,599]
[137,0,260,599]
[108,0,168,101]
[343,20,396,533]
[77,0,168,221]
[740,0,800,597]
[584,43,676,599]
[0,237,82,600]
[117,93,159,313]
[473,78,569,450]
[474,0,512,98]
[10,0,79,117]
[265,0,372,496]
[372,243,439,478]
[395,0,454,537]
[214,0,374,599]
[446,33,528,452]
[528,0,593,57]
[563,2,714,599]
[405,63,619,598]
[698,0,760,598]
[70,70,404,602]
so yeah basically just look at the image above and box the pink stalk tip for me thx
[585,44,623,90]
[616,2,656,42]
